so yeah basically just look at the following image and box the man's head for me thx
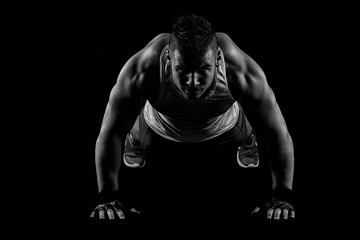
[168,14,220,100]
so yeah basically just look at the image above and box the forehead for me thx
[173,48,215,66]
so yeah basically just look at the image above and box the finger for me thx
[251,207,260,214]
[89,211,96,218]
[273,208,281,220]
[282,208,289,220]
[267,208,274,219]
[290,210,295,219]
[107,208,116,220]
[99,209,106,220]
[116,209,125,220]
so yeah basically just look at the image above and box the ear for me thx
[165,49,171,63]
[165,49,171,74]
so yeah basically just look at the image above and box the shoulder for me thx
[216,32,246,69]
[126,33,171,73]
[115,33,170,97]
[141,33,171,61]
[216,32,268,101]
[216,32,262,74]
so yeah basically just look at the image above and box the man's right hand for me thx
[89,200,140,220]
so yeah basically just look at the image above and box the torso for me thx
[137,33,243,142]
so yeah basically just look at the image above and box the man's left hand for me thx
[252,198,295,220]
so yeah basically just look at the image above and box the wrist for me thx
[271,187,293,204]
[98,189,119,204]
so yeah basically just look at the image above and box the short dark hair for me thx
[169,14,217,61]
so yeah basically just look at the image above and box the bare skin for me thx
[90,32,295,221]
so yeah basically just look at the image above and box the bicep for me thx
[231,65,288,136]
[246,85,288,137]
[99,87,141,140]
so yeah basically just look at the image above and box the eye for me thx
[198,67,211,74]
[175,67,184,73]
[176,67,189,75]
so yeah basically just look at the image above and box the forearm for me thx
[266,132,294,190]
[95,134,124,193]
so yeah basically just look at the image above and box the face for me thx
[169,47,219,100]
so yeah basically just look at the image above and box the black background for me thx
[10,2,357,237]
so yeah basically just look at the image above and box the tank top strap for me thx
[206,48,234,101]
[151,45,170,108]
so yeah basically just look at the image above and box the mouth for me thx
[184,88,200,99]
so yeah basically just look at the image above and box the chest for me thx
[152,86,235,121]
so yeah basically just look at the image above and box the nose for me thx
[185,73,200,88]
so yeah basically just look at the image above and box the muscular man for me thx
[90,14,295,226]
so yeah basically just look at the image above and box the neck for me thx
[202,72,217,100]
